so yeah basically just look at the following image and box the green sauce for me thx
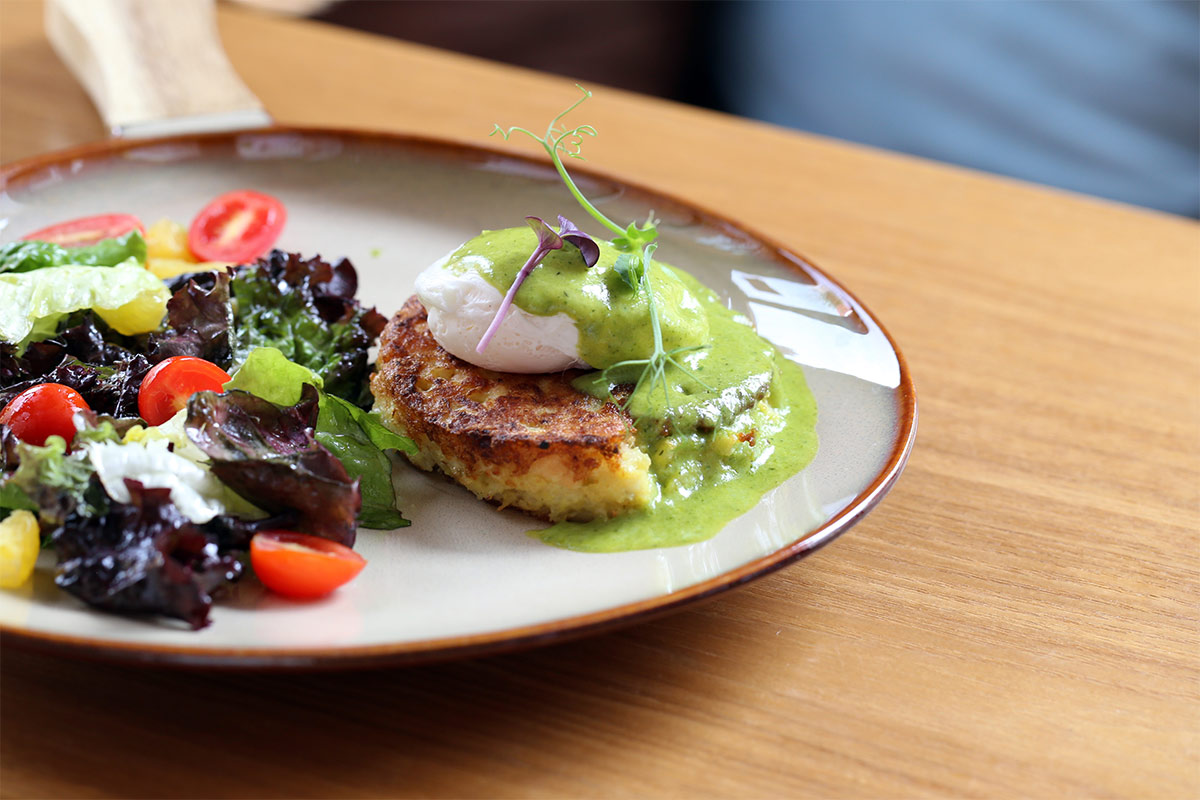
[539,353,816,552]
[449,228,708,369]
[443,228,819,552]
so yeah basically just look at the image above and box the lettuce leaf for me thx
[224,347,414,529]
[0,481,37,520]
[0,232,147,274]
[0,260,169,345]
[16,356,151,419]
[224,345,322,405]
[88,439,250,524]
[229,251,387,407]
[149,270,233,365]
[52,480,243,629]
[185,386,361,545]
[315,394,412,529]
[2,434,109,529]
[1,314,152,417]
[148,252,387,408]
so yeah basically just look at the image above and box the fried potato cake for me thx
[371,297,653,521]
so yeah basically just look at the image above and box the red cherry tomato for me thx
[250,531,366,599]
[138,356,231,425]
[0,384,90,447]
[21,214,145,247]
[188,190,286,263]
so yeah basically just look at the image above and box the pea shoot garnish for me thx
[489,86,708,412]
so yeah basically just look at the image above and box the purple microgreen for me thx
[556,215,600,268]
[476,216,564,354]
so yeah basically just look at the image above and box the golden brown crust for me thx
[371,297,652,520]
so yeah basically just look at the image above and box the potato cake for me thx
[370,297,653,522]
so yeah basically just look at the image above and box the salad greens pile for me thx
[0,238,412,628]
[152,251,387,408]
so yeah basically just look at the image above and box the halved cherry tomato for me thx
[21,213,144,247]
[250,531,366,599]
[138,356,231,425]
[188,190,286,263]
[0,384,89,447]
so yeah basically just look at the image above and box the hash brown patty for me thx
[371,297,653,521]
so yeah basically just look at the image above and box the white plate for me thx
[0,130,916,668]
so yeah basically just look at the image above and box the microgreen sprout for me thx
[477,215,597,354]
[490,86,708,413]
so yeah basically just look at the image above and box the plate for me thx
[0,129,916,668]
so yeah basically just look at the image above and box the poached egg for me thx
[414,253,589,374]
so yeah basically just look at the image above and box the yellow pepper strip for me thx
[146,219,197,263]
[0,510,40,589]
[146,258,233,280]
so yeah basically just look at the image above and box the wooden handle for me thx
[45,0,270,137]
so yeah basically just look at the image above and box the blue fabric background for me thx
[719,1,1200,217]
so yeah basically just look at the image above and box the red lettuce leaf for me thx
[184,385,361,546]
[52,480,243,630]
[1,313,151,417]
[149,270,234,365]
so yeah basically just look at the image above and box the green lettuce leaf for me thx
[0,260,169,345]
[315,394,413,529]
[228,251,386,407]
[350,404,415,454]
[0,482,37,521]
[223,346,323,405]
[0,232,147,274]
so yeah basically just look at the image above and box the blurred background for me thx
[253,0,1200,218]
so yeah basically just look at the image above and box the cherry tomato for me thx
[250,531,366,599]
[138,356,231,425]
[21,213,145,247]
[188,190,286,263]
[0,384,89,447]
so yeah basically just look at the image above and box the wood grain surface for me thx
[2,1,1198,797]
[44,0,265,133]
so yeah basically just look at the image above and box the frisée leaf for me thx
[2,433,109,530]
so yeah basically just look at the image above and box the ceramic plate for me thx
[0,130,915,668]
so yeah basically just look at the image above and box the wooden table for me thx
[2,1,1197,797]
